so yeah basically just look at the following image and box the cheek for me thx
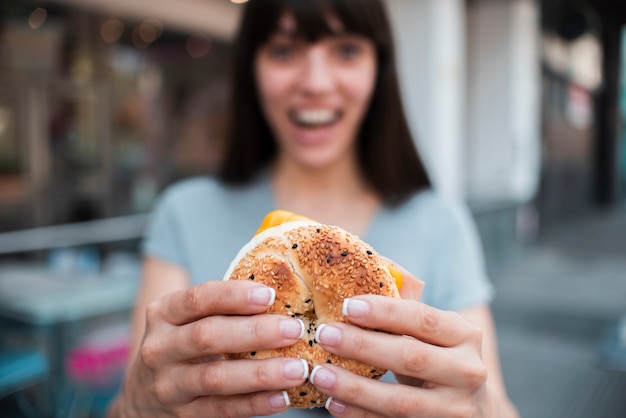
[256,63,295,106]
[342,68,376,110]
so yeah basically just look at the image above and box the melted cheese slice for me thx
[254,210,403,290]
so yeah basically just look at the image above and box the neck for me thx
[271,156,381,235]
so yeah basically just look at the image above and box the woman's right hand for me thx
[115,280,309,417]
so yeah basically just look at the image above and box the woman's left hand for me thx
[311,274,489,417]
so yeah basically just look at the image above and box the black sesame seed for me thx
[316,228,321,233]
[292,244,298,249]
[305,299,311,303]
[285,304,291,308]
[326,256,331,263]
[310,400,316,403]
[308,340,313,347]
[299,392,307,396]
[341,251,348,256]
[249,274,255,280]
[326,359,332,363]
[379,282,383,288]
[250,352,256,356]
[367,250,373,255]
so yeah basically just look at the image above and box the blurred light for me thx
[28,8,47,30]
[132,19,163,48]
[186,34,213,59]
[101,19,124,44]
[138,19,163,43]
[230,0,249,3]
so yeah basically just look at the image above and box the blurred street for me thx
[492,209,626,418]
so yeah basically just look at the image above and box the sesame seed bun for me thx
[224,221,400,408]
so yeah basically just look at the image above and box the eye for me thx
[336,42,362,59]
[265,38,301,61]
[269,43,295,60]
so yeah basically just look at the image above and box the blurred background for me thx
[0,0,624,416]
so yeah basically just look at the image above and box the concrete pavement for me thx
[490,209,626,417]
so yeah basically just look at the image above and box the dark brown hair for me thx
[218,0,431,205]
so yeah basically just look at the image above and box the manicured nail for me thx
[280,318,305,339]
[342,298,369,317]
[315,324,342,346]
[310,365,336,389]
[249,287,276,306]
[325,397,347,414]
[268,391,290,409]
[283,359,309,379]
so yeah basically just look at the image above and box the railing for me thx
[0,214,149,255]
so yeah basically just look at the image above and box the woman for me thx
[108,0,519,416]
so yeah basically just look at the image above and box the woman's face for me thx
[255,12,377,171]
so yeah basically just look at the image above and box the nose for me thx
[298,46,334,95]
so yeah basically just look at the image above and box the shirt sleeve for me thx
[429,198,495,311]
[141,187,187,268]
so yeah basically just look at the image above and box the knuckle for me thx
[464,361,487,390]
[251,316,267,341]
[254,361,274,386]
[144,299,162,328]
[151,377,171,404]
[190,320,218,352]
[380,298,400,319]
[339,378,367,405]
[391,395,420,418]
[212,395,255,418]
[351,329,369,354]
[139,338,160,369]
[199,364,225,394]
[400,340,427,375]
[184,286,204,313]
[417,304,440,336]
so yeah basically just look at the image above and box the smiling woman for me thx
[106,1,519,417]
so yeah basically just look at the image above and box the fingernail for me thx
[249,287,276,306]
[314,324,342,346]
[325,397,347,414]
[310,365,336,389]
[283,359,309,379]
[268,391,290,409]
[342,298,369,317]
[280,318,305,339]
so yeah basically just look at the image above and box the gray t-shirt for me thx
[142,173,494,417]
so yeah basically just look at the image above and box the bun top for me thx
[224,210,403,291]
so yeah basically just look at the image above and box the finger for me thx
[315,323,476,386]
[325,398,379,418]
[155,314,305,363]
[399,274,424,301]
[164,358,309,402]
[380,257,424,301]
[341,295,479,347]
[183,391,293,417]
[310,364,444,417]
[156,281,276,325]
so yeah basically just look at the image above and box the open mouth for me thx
[289,108,342,128]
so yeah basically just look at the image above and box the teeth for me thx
[295,109,337,126]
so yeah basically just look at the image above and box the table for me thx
[0,265,139,416]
